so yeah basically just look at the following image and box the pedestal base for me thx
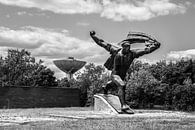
[94,94,122,114]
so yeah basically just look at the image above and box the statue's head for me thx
[118,32,134,47]
[121,41,131,54]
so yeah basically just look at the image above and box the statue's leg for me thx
[111,75,134,114]
[103,80,116,94]
[103,81,110,94]
[111,75,128,109]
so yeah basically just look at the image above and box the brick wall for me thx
[0,87,80,108]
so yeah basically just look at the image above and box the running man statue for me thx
[90,31,161,114]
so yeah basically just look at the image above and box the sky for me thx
[0,0,195,78]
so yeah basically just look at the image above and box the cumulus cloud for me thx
[17,11,27,16]
[0,0,188,21]
[166,49,195,61]
[0,26,109,78]
[101,0,187,21]
[137,58,158,64]
[17,11,33,16]
[0,26,107,60]
[0,0,101,14]
[0,26,44,49]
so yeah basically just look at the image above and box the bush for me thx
[153,83,169,106]
[126,69,195,111]
[75,63,110,106]
[125,59,195,111]
[126,69,160,108]
[172,84,195,111]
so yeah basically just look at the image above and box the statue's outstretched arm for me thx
[90,31,119,53]
[90,31,109,50]
[134,41,161,57]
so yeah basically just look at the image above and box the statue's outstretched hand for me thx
[90,31,104,43]
[156,42,161,48]
[90,31,96,36]
[145,41,161,50]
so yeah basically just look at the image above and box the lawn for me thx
[0,107,195,130]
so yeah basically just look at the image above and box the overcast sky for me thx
[0,0,195,78]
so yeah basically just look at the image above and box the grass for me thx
[0,107,195,130]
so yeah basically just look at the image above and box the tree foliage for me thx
[57,77,70,87]
[0,49,57,87]
[75,63,110,106]
[172,84,195,111]
[126,68,160,108]
[149,60,189,85]
[125,59,195,111]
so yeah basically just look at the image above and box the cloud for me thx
[0,26,44,49]
[17,11,27,15]
[17,11,46,17]
[0,26,107,60]
[0,0,101,14]
[17,11,33,16]
[137,58,158,64]
[0,0,188,21]
[101,0,187,21]
[166,49,195,61]
[0,26,109,78]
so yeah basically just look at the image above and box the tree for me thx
[75,63,110,106]
[149,60,189,85]
[126,68,160,108]
[0,49,57,87]
[57,77,70,87]
[149,60,167,81]
[172,84,195,111]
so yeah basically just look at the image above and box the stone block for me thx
[94,94,122,114]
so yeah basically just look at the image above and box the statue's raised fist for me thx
[90,31,96,36]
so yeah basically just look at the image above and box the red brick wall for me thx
[0,87,80,108]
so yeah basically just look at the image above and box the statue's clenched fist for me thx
[90,31,96,36]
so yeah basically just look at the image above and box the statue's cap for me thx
[120,41,131,47]
[118,31,152,46]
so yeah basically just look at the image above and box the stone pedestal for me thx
[94,94,122,114]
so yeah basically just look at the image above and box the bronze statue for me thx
[90,31,161,114]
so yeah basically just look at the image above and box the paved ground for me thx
[0,107,195,129]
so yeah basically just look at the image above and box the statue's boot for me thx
[122,109,134,114]
[121,104,130,110]
[121,104,134,114]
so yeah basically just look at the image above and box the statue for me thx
[90,31,161,114]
